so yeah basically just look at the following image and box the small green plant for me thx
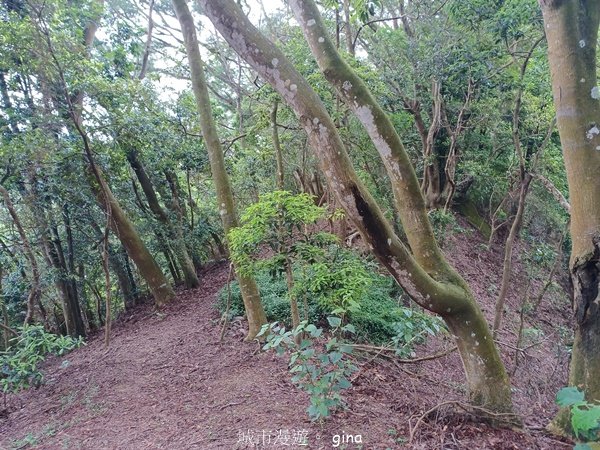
[556,386,600,447]
[228,191,336,329]
[294,246,373,318]
[392,308,445,358]
[228,190,330,278]
[1,325,84,395]
[258,317,357,421]
[522,326,544,345]
[11,432,38,449]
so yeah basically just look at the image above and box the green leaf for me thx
[301,348,315,358]
[299,339,312,349]
[574,443,593,450]
[342,323,356,334]
[329,352,343,364]
[337,377,352,389]
[572,406,600,438]
[317,402,329,418]
[305,324,318,335]
[327,316,342,328]
[556,387,586,407]
[318,354,330,364]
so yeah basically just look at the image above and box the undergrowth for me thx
[217,262,445,356]
[1,325,84,396]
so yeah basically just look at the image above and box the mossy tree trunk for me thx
[172,0,267,339]
[89,173,175,307]
[541,0,600,428]
[200,0,514,414]
[38,0,176,310]
[126,148,199,289]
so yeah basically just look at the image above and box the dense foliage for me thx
[0,0,589,443]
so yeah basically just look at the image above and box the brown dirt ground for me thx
[0,223,575,449]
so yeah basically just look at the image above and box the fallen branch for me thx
[209,399,246,411]
[495,338,547,354]
[350,344,457,363]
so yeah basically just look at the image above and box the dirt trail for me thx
[0,232,575,449]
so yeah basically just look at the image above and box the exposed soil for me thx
[0,224,575,449]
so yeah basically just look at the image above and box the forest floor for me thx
[0,223,576,449]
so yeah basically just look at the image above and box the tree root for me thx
[409,400,522,443]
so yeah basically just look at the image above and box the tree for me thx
[125,146,200,289]
[33,0,176,308]
[198,0,515,414]
[0,186,41,327]
[540,0,600,431]
[172,0,267,339]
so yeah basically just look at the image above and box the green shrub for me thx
[0,325,84,394]
[217,258,445,357]
[217,268,325,325]
[258,318,358,421]
[294,245,375,317]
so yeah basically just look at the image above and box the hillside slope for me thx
[0,227,574,449]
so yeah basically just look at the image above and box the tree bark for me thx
[199,0,514,414]
[90,221,138,309]
[172,0,267,339]
[541,0,600,430]
[271,100,285,190]
[0,185,42,327]
[126,148,199,288]
[492,174,532,336]
[27,189,85,338]
[89,171,175,307]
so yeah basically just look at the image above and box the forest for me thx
[0,0,598,448]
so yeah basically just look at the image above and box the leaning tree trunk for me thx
[89,172,175,307]
[172,0,267,340]
[199,0,514,414]
[0,186,41,327]
[126,148,199,288]
[42,0,176,309]
[541,0,600,431]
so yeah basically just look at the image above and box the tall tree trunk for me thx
[172,0,267,339]
[90,221,138,309]
[164,169,202,269]
[31,200,84,337]
[271,100,285,190]
[89,172,175,307]
[112,249,137,310]
[49,222,86,337]
[492,174,532,336]
[200,0,514,414]
[0,186,42,327]
[541,0,600,431]
[126,148,199,288]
